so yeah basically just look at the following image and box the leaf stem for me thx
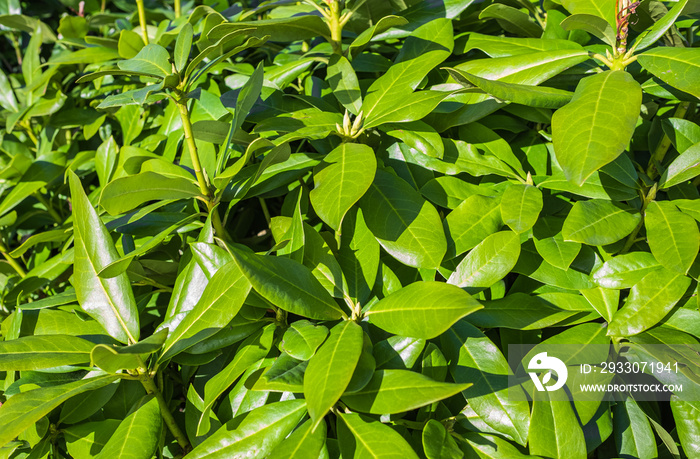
[139,368,191,454]
[174,0,181,18]
[646,101,692,179]
[136,0,149,45]
[328,0,343,54]
[0,239,26,278]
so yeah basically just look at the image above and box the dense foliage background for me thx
[1,0,699,457]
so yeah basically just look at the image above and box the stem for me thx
[139,370,191,454]
[0,240,26,278]
[176,97,230,241]
[34,193,62,224]
[258,198,271,225]
[620,183,657,254]
[328,0,343,54]
[22,121,38,146]
[10,33,22,66]
[136,0,149,45]
[174,0,181,18]
[646,102,691,179]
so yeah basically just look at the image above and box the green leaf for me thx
[359,169,446,269]
[364,90,449,129]
[208,15,326,42]
[446,68,574,109]
[458,432,536,458]
[645,201,699,274]
[660,141,700,189]
[633,0,689,51]
[533,217,582,270]
[327,55,362,115]
[530,391,587,459]
[479,3,541,38]
[0,375,118,447]
[441,321,530,445]
[69,171,139,344]
[337,412,419,459]
[280,320,329,361]
[458,32,583,57]
[560,0,615,26]
[230,248,345,320]
[670,397,700,458]
[91,330,168,373]
[613,398,657,459]
[174,23,193,73]
[562,200,641,246]
[95,395,161,459]
[444,194,502,258]
[160,261,252,361]
[338,207,380,304]
[63,420,120,458]
[117,44,172,78]
[304,321,363,429]
[560,14,615,45]
[367,281,483,339]
[552,71,642,186]
[362,18,453,125]
[310,143,376,231]
[447,231,521,292]
[267,419,326,459]
[590,252,662,289]
[380,121,444,159]
[0,335,93,370]
[118,30,144,59]
[423,419,462,459]
[607,269,690,337]
[100,172,201,215]
[342,369,470,414]
[500,184,543,233]
[637,48,700,99]
[187,400,307,459]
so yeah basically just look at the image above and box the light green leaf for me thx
[530,390,586,459]
[337,412,419,459]
[342,369,470,414]
[118,30,144,59]
[458,432,538,458]
[230,248,346,320]
[160,261,252,361]
[63,420,120,459]
[608,269,690,337]
[444,194,502,258]
[280,320,329,361]
[441,321,530,445]
[338,207,380,305]
[637,48,700,99]
[423,419,462,459]
[447,231,521,292]
[69,171,139,344]
[0,375,118,447]
[0,335,93,370]
[645,201,699,274]
[304,321,363,429]
[380,121,444,159]
[561,0,615,26]
[552,71,642,186]
[613,398,657,459]
[267,419,326,459]
[670,397,700,458]
[560,14,615,45]
[100,171,200,215]
[500,184,543,233]
[327,55,362,115]
[187,400,307,459]
[367,281,483,339]
[479,3,541,37]
[174,23,193,73]
[562,199,641,245]
[458,32,583,57]
[660,141,700,189]
[533,217,581,270]
[359,169,446,269]
[95,396,161,459]
[633,0,689,51]
[590,252,662,289]
[446,68,573,109]
[117,44,172,78]
[310,143,376,231]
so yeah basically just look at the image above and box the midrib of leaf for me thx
[77,225,137,345]
[341,417,382,459]
[311,325,348,422]
[220,405,305,452]
[454,205,500,247]
[369,303,471,314]
[460,243,511,286]
[582,71,612,161]
[103,185,198,200]
[111,411,140,458]
[624,274,679,321]
[370,183,429,251]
